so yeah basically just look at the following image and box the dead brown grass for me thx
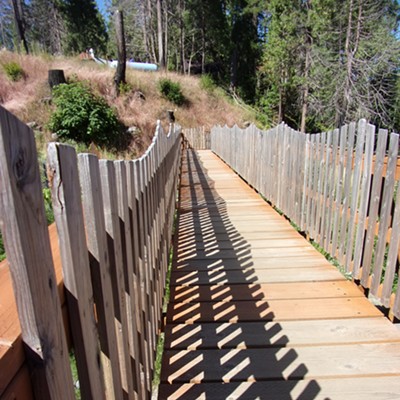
[0,50,254,156]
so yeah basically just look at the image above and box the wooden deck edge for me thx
[0,223,66,397]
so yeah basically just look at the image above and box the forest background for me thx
[1,0,400,133]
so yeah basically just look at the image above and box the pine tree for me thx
[0,0,14,49]
[62,0,108,55]
[257,0,400,131]
[28,0,64,54]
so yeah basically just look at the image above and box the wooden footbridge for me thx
[159,149,400,399]
[0,106,400,400]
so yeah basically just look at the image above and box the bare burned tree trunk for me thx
[11,0,28,54]
[179,0,186,74]
[300,0,312,133]
[147,0,157,63]
[141,0,149,61]
[114,10,126,97]
[164,0,168,68]
[200,5,205,74]
[157,0,164,68]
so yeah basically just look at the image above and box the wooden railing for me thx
[0,105,181,400]
[211,121,400,320]
[182,127,210,150]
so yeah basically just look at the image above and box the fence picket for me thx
[47,143,105,400]
[338,122,356,263]
[323,129,339,250]
[331,125,348,256]
[319,130,332,246]
[370,133,399,295]
[78,153,124,400]
[352,123,375,278]
[127,160,151,396]
[100,160,135,400]
[134,159,155,379]
[360,129,389,287]
[344,120,367,272]
[0,107,75,400]
[381,177,400,309]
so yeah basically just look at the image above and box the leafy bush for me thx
[157,78,185,106]
[2,61,25,81]
[48,82,121,147]
[200,74,216,93]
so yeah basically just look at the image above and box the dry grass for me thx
[0,50,255,156]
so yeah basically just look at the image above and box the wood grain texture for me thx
[100,160,135,400]
[48,143,105,400]
[160,149,400,399]
[78,153,124,400]
[159,376,400,400]
[0,106,74,399]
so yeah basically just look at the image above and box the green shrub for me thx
[48,82,121,147]
[200,74,216,92]
[119,81,132,95]
[2,61,24,81]
[157,78,185,106]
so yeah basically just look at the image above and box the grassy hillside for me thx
[0,50,256,158]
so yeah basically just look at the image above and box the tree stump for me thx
[48,69,66,89]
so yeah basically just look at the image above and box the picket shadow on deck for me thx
[158,149,400,400]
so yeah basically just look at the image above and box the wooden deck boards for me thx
[159,150,400,399]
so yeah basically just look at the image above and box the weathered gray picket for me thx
[0,105,181,400]
[211,120,400,320]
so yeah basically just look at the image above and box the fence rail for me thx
[0,105,181,400]
[182,127,210,150]
[211,121,400,320]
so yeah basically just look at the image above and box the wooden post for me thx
[114,10,126,96]
[0,106,74,399]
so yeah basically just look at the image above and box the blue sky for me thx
[95,0,107,17]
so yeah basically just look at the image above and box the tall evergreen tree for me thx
[62,0,108,55]
[0,0,14,49]
[227,0,260,101]
[28,0,64,54]
[258,0,400,131]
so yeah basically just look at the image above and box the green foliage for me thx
[0,233,5,262]
[157,78,185,106]
[200,74,216,93]
[43,188,54,225]
[70,352,81,399]
[48,82,121,147]
[119,81,133,96]
[62,0,108,55]
[2,61,24,81]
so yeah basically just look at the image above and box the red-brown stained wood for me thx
[0,224,65,398]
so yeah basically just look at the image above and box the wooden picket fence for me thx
[0,105,181,400]
[211,121,400,320]
[182,127,210,150]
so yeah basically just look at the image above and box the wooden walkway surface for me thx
[159,149,400,400]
